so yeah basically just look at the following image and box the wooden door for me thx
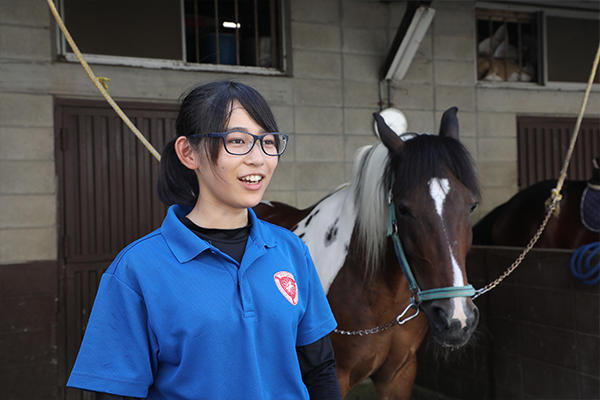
[55,99,177,399]
[517,116,600,187]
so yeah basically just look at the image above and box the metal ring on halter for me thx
[396,301,420,325]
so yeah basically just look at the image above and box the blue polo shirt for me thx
[67,205,337,399]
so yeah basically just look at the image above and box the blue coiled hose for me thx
[570,242,600,285]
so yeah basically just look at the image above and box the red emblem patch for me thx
[274,271,298,306]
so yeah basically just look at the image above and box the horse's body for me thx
[473,179,600,249]
[255,109,481,399]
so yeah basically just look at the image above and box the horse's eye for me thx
[469,202,479,213]
[396,204,412,217]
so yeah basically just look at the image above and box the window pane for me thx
[63,0,182,60]
[547,16,600,83]
[183,0,280,68]
[476,9,539,83]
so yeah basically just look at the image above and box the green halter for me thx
[386,201,475,304]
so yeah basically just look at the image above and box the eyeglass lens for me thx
[225,131,287,156]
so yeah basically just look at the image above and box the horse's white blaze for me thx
[429,178,468,328]
[293,187,357,293]
[429,178,450,218]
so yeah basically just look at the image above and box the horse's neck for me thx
[292,186,357,293]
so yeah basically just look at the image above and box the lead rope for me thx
[474,44,600,299]
[46,0,161,161]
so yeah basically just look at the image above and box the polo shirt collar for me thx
[247,207,277,249]
[161,205,210,263]
[161,205,277,264]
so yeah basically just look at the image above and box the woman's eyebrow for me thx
[228,126,267,134]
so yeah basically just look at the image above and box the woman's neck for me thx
[185,201,249,229]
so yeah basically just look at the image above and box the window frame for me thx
[55,0,291,76]
[475,1,600,90]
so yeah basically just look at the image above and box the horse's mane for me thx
[352,134,480,277]
[351,143,390,278]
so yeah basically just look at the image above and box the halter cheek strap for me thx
[386,202,475,304]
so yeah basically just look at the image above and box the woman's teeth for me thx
[241,175,262,183]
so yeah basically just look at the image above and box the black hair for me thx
[157,80,279,206]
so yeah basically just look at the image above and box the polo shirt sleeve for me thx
[67,271,157,398]
[296,245,338,347]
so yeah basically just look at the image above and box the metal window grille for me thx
[184,0,281,68]
[476,9,540,83]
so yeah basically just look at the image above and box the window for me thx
[476,3,599,85]
[59,0,286,73]
[183,0,281,68]
[476,9,540,83]
[546,16,599,84]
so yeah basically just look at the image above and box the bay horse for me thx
[473,159,600,249]
[255,108,481,399]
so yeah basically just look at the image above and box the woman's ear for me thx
[174,136,199,170]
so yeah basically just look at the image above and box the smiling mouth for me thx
[239,174,264,184]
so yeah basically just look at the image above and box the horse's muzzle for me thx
[421,298,479,348]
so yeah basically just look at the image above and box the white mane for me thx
[350,143,390,277]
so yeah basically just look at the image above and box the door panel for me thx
[56,100,177,399]
[517,116,600,187]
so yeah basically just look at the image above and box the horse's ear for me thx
[439,106,459,140]
[373,113,404,154]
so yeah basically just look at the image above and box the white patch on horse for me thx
[293,188,357,293]
[293,144,391,293]
[428,178,468,328]
[429,178,450,218]
[260,200,274,207]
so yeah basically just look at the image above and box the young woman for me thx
[67,81,341,399]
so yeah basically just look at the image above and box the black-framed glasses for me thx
[189,130,288,156]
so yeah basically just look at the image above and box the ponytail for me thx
[157,137,199,206]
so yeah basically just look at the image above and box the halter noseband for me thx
[386,200,475,304]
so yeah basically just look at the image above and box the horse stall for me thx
[413,245,599,400]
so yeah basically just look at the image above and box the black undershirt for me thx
[179,215,250,264]
[94,215,341,399]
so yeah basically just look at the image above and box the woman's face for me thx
[195,102,279,213]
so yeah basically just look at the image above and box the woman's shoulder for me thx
[105,229,169,276]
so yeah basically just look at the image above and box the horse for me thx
[254,107,481,399]
[472,159,600,249]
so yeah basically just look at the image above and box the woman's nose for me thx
[244,141,265,164]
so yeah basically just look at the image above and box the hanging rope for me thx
[46,0,161,161]
[474,44,600,299]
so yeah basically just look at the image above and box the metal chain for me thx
[334,320,399,336]
[334,301,419,336]
[473,192,560,299]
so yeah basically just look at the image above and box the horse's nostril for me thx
[431,305,450,328]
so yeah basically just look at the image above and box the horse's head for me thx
[375,108,480,348]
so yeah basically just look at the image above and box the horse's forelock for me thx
[389,135,480,200]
